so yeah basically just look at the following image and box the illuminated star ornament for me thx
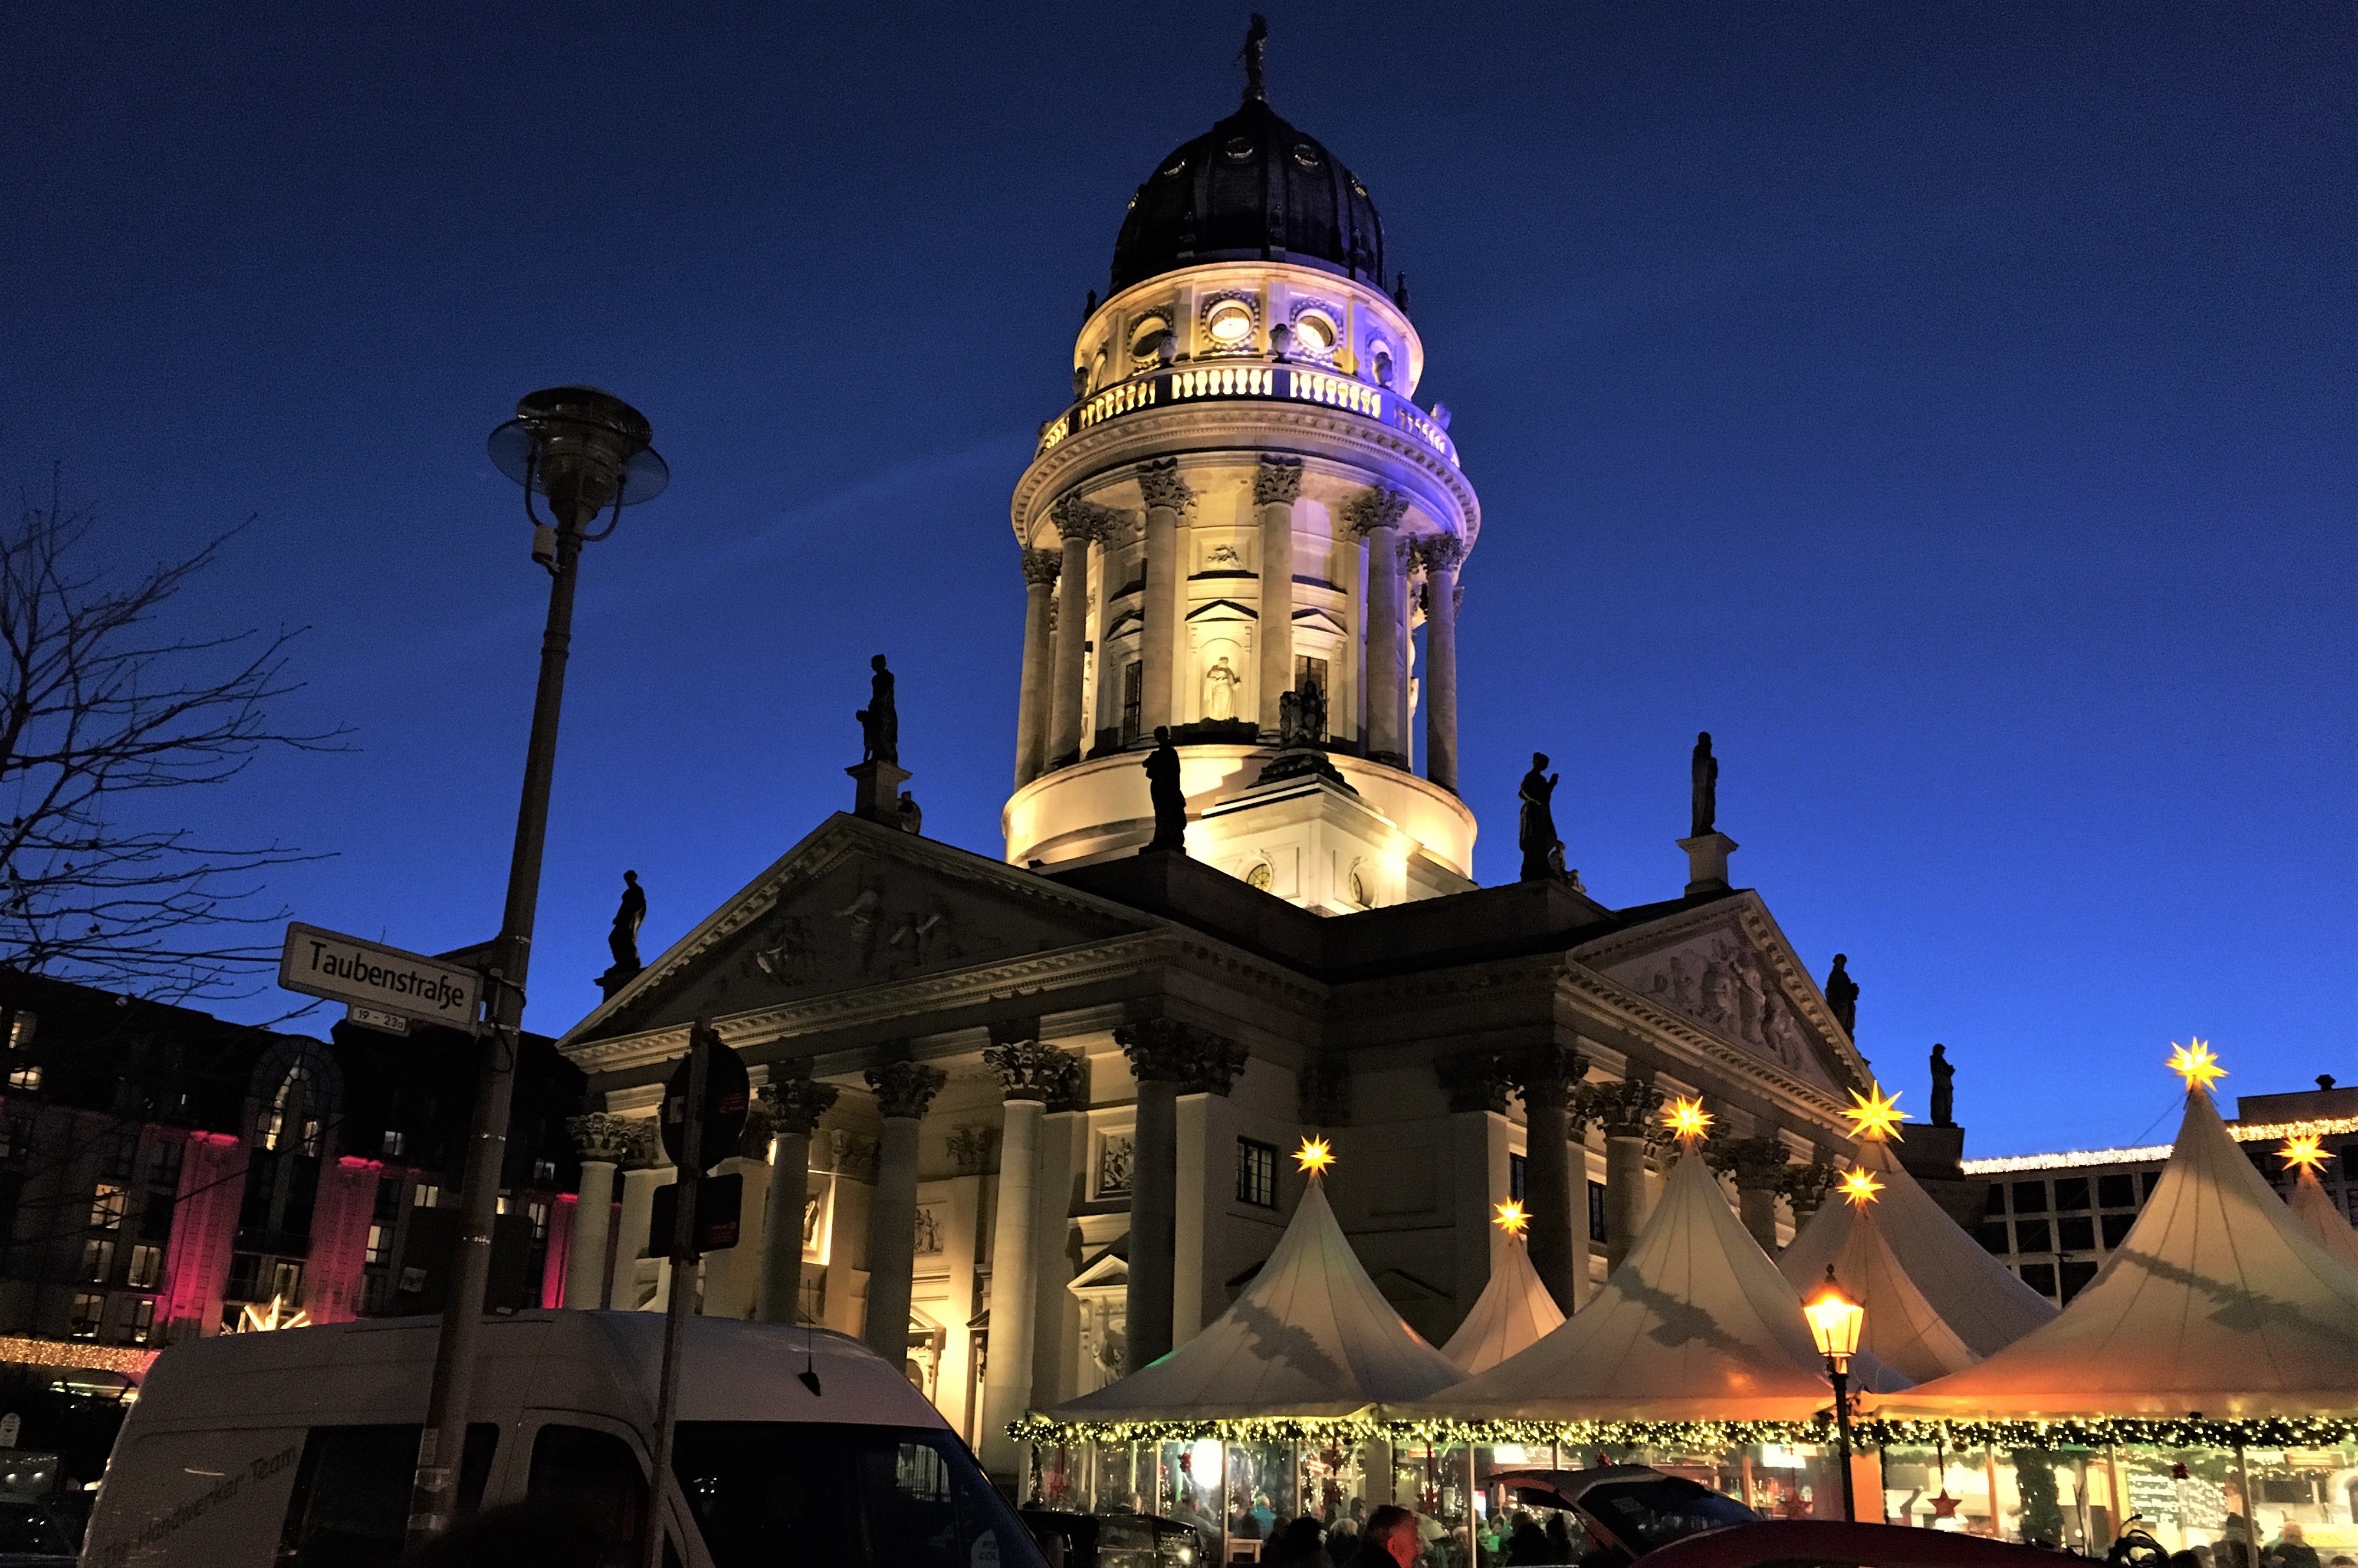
[1838,1167,1884,1207]
[1841,1085,1910,1143]
[2167,1038,2226,1094]
[2279,1135,2329,1176]
[1493,1199,1529,1237]
[1662,1096,1713,1145]
[1294,1136,1335,1177]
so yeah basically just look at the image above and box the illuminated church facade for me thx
[556,41,1881,1484]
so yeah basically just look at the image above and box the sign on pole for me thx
[279,923,482,1029]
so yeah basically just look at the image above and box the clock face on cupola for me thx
[1002,18,1481,916]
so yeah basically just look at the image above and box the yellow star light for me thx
[2279,1135,2329,1176]
[1838,1168,1885,1207]
[1493,1199,1529,1236]
[1662,1096,1713,1145]
[2167,1038,2226,1094]
[1295,1136,1335,1177]
[1841,1084,1910,1143]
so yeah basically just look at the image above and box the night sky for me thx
[3,4,2349,1156]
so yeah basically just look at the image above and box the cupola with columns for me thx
[1004,21,1479,912]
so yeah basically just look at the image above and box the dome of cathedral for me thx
[1109,91,1387,295]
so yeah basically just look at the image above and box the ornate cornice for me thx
[760,1073,840,1137]
[1253,455,1305,507]
[1341,485,1411,537]
[1114,1015,1249,1095]
[866,1059,947,1120]
[984,1038,1085,1107]
[567,1112,636,1164]
[1136,457,1197,515]
[1021,547,1063,587]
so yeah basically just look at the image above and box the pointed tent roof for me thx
[1781,1139,2055,1369]
[1039,1177,1464,1427]
[1413,1146,1904,1424]
[2284,1167,2358,1270]
[1878,1087,2358,1419]
[1441,1234,1565,1374]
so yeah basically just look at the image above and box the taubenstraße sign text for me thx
[279,923,481,1027]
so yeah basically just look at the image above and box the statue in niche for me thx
[607,870,646,972]
[1142,728,1187,853]
[1930,1043,1956,1127]
[856,655,899,764]
[1203,656,1240,721]
[1518,752,1563,882]
[1824,954,1858,1037]
[1691,731,1719,838]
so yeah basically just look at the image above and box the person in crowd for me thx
[1341,1505,1423,1568]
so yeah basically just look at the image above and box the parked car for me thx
[81,1311,1050,1568]
[1022,1507,1205,1568]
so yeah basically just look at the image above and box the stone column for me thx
[1581,1081,1665,1273]
[1716,1138,1794,1255]
[1506,1045,1590,1316]
[1253,457,1303,738]
[1137,459,1194,735]
[861,1059,945,1366]
[564,1113,635,1311]
[756,1072,840,1325]
[978,1036,1083,1480]
[1344,487,1412,767]
[1047,497,1105,770]
[1114,1014,1248,1373]
[1014,548,1061,787]
[1417,535,1464,793]
[609,1125,667,1313]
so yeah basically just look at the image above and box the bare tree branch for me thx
[0,471,350,1001]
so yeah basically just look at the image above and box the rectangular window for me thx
[1119,661,1144,747]
[2096,1173,2137,1209]
[127,1242,162,1288]
[127,1298,155,1346]
[2053,1176,2091,1212]
[90,1183,126,1231]
[68,1293,103,1339]
[1508,1154,1526,1204]
[1236,1138,1278,1208]
[81,1237,115,1283]
[2009,1179,2048,1215]
[364,1224,390,1266]
[1588,1181,1608,1244]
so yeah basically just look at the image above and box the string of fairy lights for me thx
[1016,1041,2358,1456]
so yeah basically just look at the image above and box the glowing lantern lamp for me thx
[1802,1266,1865,1522]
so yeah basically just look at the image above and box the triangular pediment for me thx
[562,814,1161,1051]
[1572,895,1866,1097]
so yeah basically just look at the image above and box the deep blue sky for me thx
[3,4,2350,1155]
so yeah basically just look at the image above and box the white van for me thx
[83,1310,1048,1568]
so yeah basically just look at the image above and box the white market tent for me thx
[1779,1136,2055,1380]
[1411,1142,1907,1426]
[1440,1230,1565,1374]
[1877,1084,2358,1421]
[1033,1175,1464,1431]
[2283,1165,2358,1270]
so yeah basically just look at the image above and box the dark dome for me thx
[1110,95,1386,295]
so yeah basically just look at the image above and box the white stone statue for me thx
[1203,656,1240,721]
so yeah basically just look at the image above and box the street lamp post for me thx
[406,387,667,1547]
[1803,1265,1867,1524]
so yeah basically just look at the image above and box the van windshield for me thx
[672,1422,1047,1568]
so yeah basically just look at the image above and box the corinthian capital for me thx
[1415,532,1466,575]
[1341,485,1411,537]
[567,1112,638,1165]
[1021,547,1062,587]
[760,1073,841,1136]
[1575,1079,1665,1139]
[865,1059,947,1120]
[1136,458,1197,516]
[984,1038,1085,1107]
[1253,455,1305,507]
[1113,1015,1249,1095]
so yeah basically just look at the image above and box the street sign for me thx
[642,1172,744,1258]
[346,1004,412,1037]
[279,923,481,1028]
[660,1028,749,1173]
